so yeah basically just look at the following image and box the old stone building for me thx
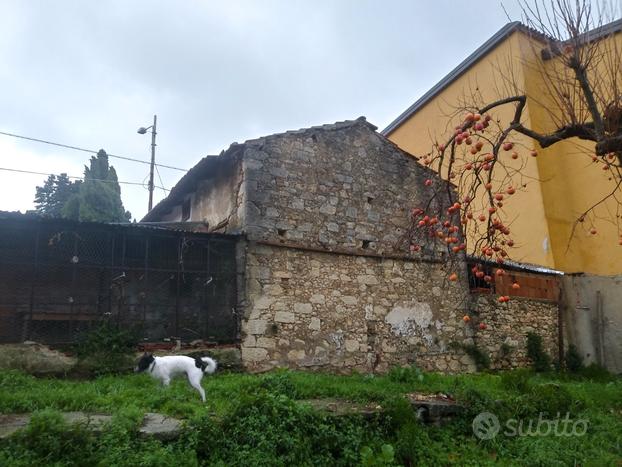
[143,117,559,373]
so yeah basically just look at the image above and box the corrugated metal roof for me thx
[0,211,240,239]
[467,254,563,276]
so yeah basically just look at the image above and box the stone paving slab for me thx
[0,412,183,441]
[0,414,31,440]
[302,393,463,424]
[139,413,183,441]
[0,394,460,441]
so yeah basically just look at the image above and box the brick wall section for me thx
[469,294,559,369]
[241,243,479,373]
[242,119,438,256]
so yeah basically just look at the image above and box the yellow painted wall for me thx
[387,29,622,275]
[388,32,557,269]
[524,32,622,275]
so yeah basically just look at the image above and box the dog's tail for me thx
[201,357,217,374]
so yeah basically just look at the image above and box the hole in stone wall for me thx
[367,196,374,204]
[277,229,287,237]
[361,240,371,249]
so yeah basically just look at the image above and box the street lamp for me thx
[137,115,157,212]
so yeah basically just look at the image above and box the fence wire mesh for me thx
[0,216,240,345]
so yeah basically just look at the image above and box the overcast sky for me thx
[0,0,527,221]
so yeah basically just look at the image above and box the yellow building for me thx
[384,20,622,276]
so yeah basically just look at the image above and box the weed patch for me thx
[0,369,619,465]
[73,323,138,376]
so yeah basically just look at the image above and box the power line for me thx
[0,167,170,191]
[155,164,167,194]
[0,130,187,172]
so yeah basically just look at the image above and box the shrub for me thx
[258,370,299,397]
[1,409,96,466]
[74,323,138,375]
[500,368,532,393]
[360,444,396,466]
[76,322,137,357]
[457,387,513,425]
[565,345,584,373]
[461,344,491,371]
[1,408,198,466]
[388,365,424,384]
[526,332,551,372]
[383,396,441,465]
[519,383,583,418]
[190,391,378,466]
[577,363,613,381]
[500,342,513,357]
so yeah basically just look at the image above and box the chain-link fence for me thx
[0,215,240,345]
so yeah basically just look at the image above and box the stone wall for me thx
[141,117,562,374]
[241,242,478,373]
[469,294,559,369]
[242,118,440,256]
[147,118,440,250]
[240,243,560,374]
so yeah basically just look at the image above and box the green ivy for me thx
[526,332,551,372]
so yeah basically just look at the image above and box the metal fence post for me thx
[22,224,41,342]
[175,236,182,338]
[144,235,150,331]
[68,232,79,339]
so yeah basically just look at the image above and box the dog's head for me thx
[135,352,155,373]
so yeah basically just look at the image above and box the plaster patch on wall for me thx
[384,302,438,342]
[328,330,345,351]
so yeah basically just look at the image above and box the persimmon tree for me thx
[406,0,622,305]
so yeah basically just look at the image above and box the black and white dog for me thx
[135,353,217,402]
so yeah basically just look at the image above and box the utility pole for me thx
[148,115,157,212]
[138,114,158,212]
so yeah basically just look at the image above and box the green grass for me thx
[0,368,620,466]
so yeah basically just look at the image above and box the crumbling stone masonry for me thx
[468,294,559,370]
[242,243,473,373]
[144,117,560,373]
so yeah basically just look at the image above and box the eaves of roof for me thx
[542,17,622,59]
[574,17,622,45]
[466,254,563,276]
[382,22,524,136]
[382,18,622,136]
